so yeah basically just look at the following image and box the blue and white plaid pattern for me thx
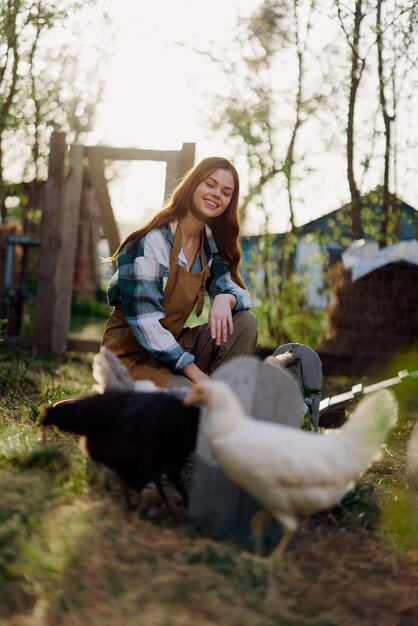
[107,221,251,372]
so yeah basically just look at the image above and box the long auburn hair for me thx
[109,156,246,288]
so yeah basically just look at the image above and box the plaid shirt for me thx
[107,221,251,372]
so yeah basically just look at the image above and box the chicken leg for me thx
[250,510,295,561]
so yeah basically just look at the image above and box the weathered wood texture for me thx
[29,135,196,354]
[33,132,67,352]
[85,147,120,258]
[272,343,323,429]
[86,142,196,259]
[187,356,305,551]
[73,174,102,300]
[164,143,195,199]
[52,144,84,354]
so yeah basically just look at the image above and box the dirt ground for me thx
[1,346,417,626]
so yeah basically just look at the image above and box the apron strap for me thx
[196,264,210,316]
[165,220,210,317]
[164,221,183,299]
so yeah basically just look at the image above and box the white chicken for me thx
[92,346,159,394]
[185,380,398,559]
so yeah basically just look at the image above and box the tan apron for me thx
[101,222,210,386]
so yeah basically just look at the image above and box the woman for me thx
[102,156,258,387]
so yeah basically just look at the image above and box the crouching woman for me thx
[101,156,258,388]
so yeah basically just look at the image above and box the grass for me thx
[0,344,418,625]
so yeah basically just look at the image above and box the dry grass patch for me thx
[1,345,417,626]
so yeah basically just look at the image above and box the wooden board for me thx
[187,356,304,552]
[86,147,120,258]
[52,144,84,354]
[33,132,66,352]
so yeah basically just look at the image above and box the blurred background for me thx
[1,0,417,360]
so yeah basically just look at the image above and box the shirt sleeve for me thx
[207,253,251,310]
[113,236,195,372]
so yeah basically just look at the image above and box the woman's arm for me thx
[183,362,209,382]
[112,232,196,373]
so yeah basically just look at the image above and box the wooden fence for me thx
[26,131,195,353]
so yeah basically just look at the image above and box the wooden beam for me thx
[85,146,180,162]
[86,147,120,257]
[51,144,84,354]
[33,131,67,352]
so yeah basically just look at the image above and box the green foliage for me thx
[70,296,110,321]
[0,0,112,221]
[205,0,418,252]
[383,487,418,551]
[301,384,322,431]
[245,233,327,349]
[0,318,8,343]
[312,482,381,530]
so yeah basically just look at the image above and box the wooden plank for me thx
[319,368,418,416]
[51,144,84,354]
[33,132,67,352]
[89,146,180,162]
[86,147,120,258]
[187,357,304,550]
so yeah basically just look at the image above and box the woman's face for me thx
[190,168,235,223]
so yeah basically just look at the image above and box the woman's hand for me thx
[208,294,237,346]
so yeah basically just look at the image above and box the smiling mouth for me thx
[204,198,218,208]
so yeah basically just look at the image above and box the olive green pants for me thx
[167,310,258,388]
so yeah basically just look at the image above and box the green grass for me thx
[0,345,418,626]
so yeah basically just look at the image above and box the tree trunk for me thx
[376,0,394,248]
[346,0,364,240]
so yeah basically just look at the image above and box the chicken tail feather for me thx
[341,389,398,460]
[92,346,135,393]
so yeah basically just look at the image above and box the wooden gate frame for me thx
[32,132,195,354]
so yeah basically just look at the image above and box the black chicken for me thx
[41,390,200,507]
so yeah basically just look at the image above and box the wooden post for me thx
[164,153,181,200]
[33,132,66,352]
[51,144,84,354]
[187,357,305,552]
[164,143,196,200]
[86,147,120,257]
[180,142,195,174]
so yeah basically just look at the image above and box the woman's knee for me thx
[234,309,258,337]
